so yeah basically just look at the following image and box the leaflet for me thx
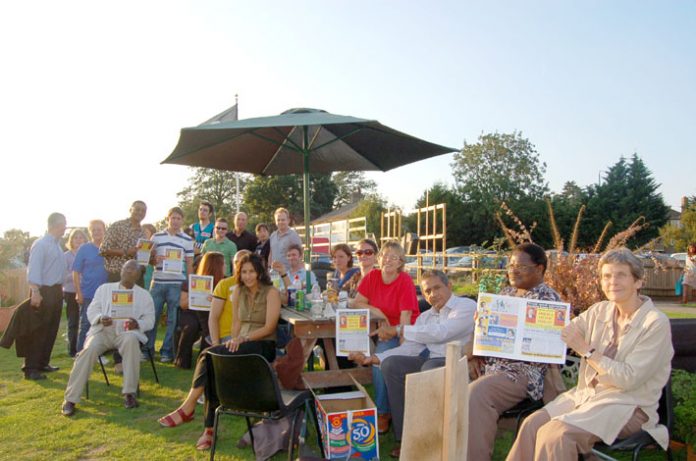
[189,275,213,311]
[473,293,570,364]
[162,248,184,274]
[136,239,154,266]
[110,289,134,334]
[335,309,370,357]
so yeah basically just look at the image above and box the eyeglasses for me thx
[215,226,228,231]
[381,254,401,262]
[507,264,538,272]
[356,249,375,256]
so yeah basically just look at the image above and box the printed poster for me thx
[335,309,370,357]
[473,293,570,364]
[162,248,184,274]
[189,275,213,311]
[136,239,154,265]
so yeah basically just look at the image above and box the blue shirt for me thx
[72,242,109,299]
[27,233,65,286]
[192,222,214,246]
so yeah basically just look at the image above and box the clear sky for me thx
[1,1,694,237]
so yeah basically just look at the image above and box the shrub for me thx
[672,369,696,446]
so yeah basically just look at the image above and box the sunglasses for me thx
[215,226,228,231]
[356,249,375,256]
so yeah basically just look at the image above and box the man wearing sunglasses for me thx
[201,218,237,276]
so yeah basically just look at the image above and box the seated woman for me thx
[331,243,360,291]
[174,251,226,369]
[350,240,419,434]
[506,247,673,460]
[157,252,280,445]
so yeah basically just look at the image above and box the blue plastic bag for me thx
[675,273,684,296]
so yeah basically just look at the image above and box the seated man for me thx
[61,260,155,416]
[272,243,317,302]
[348,270,476,457]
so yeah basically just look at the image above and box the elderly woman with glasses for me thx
[350,240,419,435]
[467,242,562,461]
[506,248,673,460]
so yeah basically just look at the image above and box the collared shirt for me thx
[100,218,144,274]
[27,233,65,286]
[268,228,302,269]
[483,282,562,401]
[86,282,155,344]
[152,230,194,283]
[376,294,477,363]
[226,229,258,252]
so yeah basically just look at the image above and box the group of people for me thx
[10,204,675,460]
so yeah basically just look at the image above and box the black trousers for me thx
[23,284,63,373]
[63,292,79,357]
[174,309,210,369]
[191,341,276,428]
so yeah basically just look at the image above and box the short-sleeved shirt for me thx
[268,228,302,269]
[357,269,419,327]
[152,230,194,283]
[63,250,77,292]
[226,229,258,252]
[201,237,238,276]
[72,243,108,299]
[100,218,144,274]
[192,222,214,246]
[212,276,237,339]
[237,284,277,341]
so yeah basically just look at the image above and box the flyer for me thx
[162,248,184,274]
[189,275,213,311]
[335,309,370,357]
[136,239,154,266]
[473,293,570,364]
[110,289,134,334]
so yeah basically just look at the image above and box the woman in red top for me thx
[352,240,419,434]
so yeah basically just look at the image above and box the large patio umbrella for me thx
[162,107,455,288]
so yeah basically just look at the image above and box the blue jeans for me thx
[148,282,181,359]
[76,298,93,353]
[373,336,400,415]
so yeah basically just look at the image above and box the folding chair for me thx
[208,352,317,461]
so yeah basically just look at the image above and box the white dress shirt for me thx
[87,282,155,344]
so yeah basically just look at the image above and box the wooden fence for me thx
[0,267,29,307]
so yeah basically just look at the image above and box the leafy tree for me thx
[451,132,549,246]
[331,171,377,208]
[349,194,387,242]
[243,174,337,227]
[548,181,589,249]
[584,154,669,248]
[660,198,696,251]
[175,167,248,225]
[0,229,36,269]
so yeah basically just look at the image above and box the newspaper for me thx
[188,275,213,311]
[110,289,134,334]
[162,248,184,274]
[335,309,370,357]
[136,239,154,265]
[473,293,570,364]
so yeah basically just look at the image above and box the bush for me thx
[672,369,696,446]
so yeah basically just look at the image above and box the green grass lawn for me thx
[0,319,687,460]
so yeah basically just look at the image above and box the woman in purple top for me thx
[63,228,87,357]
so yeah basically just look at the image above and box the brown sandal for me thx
[196,428,214,451]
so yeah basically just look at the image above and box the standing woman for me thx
[63,228,88,357]
[175,251,226,369]
[507,248,673,460]
[682,243,696,304]
[351,240,419,434]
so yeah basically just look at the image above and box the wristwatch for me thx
[582,348,596,359]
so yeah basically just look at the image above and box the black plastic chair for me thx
[585,379,674,461]
[501,397,545,437]
[208,352,316,461]
[85,345,159,399]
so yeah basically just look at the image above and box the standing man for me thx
[254,223,271,268]
[225,211,257,252]
[268,208,302,270]
[61,260,155,416]
[100,200,147,283]
[148,207,194,362]
[72,219,109,353]
[201,218,237,276]
[192,201,215,253]
[25,212,67,380]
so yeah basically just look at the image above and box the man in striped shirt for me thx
[146,207,194,362]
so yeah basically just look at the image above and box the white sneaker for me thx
[98,356,110,366]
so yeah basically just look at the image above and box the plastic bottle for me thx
[311,283,321,301]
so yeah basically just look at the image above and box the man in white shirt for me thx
[61,260,155,416]
[348,270,476,456]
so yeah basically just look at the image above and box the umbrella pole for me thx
[302,127,312,292]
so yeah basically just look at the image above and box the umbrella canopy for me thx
[163,107,456,287]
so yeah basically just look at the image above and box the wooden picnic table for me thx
[281,307,380,388]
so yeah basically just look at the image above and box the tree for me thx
[584,154,669,248]
[451,132,550,246]
[331,171,378,208]
[548,181,589,249]
[0,229,36,269]
[242,174,337,227]
[350,194,387,242]
[660,198,696,251]
[175,167,248,224]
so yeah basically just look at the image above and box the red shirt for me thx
[357,269,419,326]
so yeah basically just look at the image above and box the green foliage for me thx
[451,132,549,246]
[672,369,696,445]
[349,194,386,241]
[176,167,247,224]
[0,229,35,270]
[243,174,337,227]
[331,171,377,208]
[660,199,696,252]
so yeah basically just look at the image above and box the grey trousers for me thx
[381,355,446,441]
[64,327,142,404]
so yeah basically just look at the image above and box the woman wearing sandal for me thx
[158,253,281,450]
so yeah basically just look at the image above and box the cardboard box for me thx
[310,380,379,460]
